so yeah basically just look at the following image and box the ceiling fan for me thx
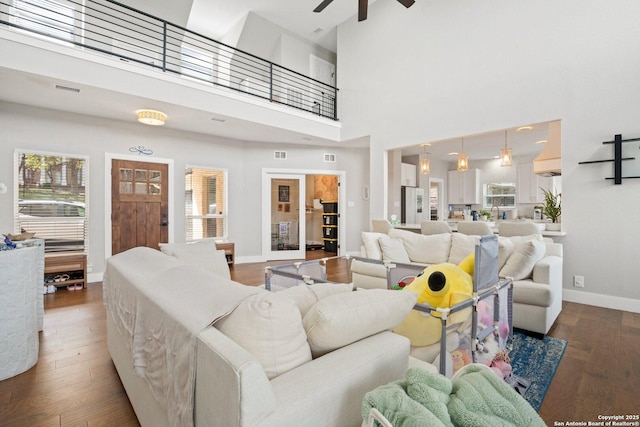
[314,0,415,22]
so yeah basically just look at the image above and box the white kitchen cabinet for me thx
[517,162,555,203]
[401,163,417,187]
[448,169,480,204]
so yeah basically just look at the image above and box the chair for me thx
[457,221,493,236]
[498,221,542,237]
[371,219,392,234]
[420,220,452,235]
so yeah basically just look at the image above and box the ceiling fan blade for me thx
[358,0,368,21]
[313,0,334,13]
[397,0,415,8]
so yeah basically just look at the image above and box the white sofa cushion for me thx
[361,232,387,260]
[448,233,480,265]
[277,283,352,317]
[303,289,417,357]
[215,291,312,379]
[388,228,451,264]
[159,240,230,280]
[499,235,546,280]
[378,236,411,263]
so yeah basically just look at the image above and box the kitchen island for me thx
[394,221,566,238]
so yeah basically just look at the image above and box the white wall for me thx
[0,102,369,278]
[337,0,640,309]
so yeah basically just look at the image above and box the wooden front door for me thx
[111,159,168,255]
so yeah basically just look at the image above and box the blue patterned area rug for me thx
[508,329,568,412]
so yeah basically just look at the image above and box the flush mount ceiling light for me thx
[420,144,431,175]
[457,138,469,171]
[500,130,513,167]
[517,126,533,132]
[137,109,166,126]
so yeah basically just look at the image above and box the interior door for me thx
[266,174,306,260]
[111,159,168,255]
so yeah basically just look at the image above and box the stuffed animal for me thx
[394,253,474,347]
[489,350,513,379]
[451,348,472,373]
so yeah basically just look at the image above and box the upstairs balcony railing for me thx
[0,0,338,120]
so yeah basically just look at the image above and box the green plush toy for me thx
[394,253,474,347]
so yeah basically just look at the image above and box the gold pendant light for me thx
[457,137,469,171]
[500,129,513,167]
[420,144,431,175]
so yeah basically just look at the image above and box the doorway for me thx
[429,178,444,221]
[262,169,344,261]
[105,154,174,258]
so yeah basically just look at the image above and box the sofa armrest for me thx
[532,255,563,289]
[195,327,276,427]
[260,331,410,427]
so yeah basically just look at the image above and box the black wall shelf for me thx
[578,134,640,184]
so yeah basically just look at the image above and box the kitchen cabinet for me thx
[517,162,555,203]
[401,163,417,187]
[448,169,481,204]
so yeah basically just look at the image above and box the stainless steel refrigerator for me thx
[401,186,424,224]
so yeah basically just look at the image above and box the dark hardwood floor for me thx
[1,253,638,426]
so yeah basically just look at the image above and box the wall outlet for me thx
[573,275,584,288]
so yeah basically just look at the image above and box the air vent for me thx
[274,151,287,160]
[324,153,336,162]
[55,84,80,93]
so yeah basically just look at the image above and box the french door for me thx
[264,173,306,260]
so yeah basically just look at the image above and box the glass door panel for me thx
[267,174,305,260]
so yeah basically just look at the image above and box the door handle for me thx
[161,213,168,226]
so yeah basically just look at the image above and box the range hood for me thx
[533,120,562,176]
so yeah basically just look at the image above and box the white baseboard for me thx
[563,288,640,314]
[235,255,266,264]
[88,272,103,284]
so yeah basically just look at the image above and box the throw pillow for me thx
[159,240,230,280]
[497,236,516,270]
[215,291,312,379]
[448,233,480,265]
[361,231,387,260]
[388,228,451,264]
[378,236,411,263]
[303,289,418,357]
[277,282,353,317]
[499,235,546,280]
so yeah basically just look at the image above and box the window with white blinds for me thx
[15,151,88,253]
[185,167,227,241]
[11,0,76,43]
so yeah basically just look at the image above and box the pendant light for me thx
[500,129,513,167]
[420,144,431,175]
[457,138,469,171]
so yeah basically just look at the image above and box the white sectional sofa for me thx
[351,228,563,335]
[103,245,417,427]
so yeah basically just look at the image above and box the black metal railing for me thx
[0,0,338,120]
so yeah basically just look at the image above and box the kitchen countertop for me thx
[394,222,566,237]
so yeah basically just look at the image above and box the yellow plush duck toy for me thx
[394,253,474,347]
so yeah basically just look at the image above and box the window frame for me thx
[185,166,228,242]
[14,149,89,254]
[483,182,517,210]
[10,0,80,46]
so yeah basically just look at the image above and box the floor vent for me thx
[274,151,287,160]
[55,84,80,93]
[324,153,336,162]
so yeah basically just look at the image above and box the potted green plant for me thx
[479,210,492,221]
[540,188,561,230]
